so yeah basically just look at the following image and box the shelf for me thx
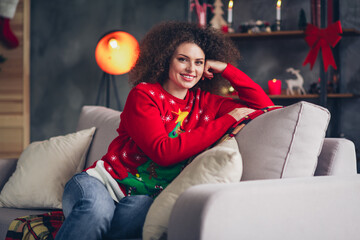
[268,93,356,99]
[342,28,360,37]
[227,30,305,39]
[227,28,360,40]
[224,93,356,99]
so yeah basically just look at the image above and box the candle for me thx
[276,0,281,21]
[276,0,281,31]
[228,0,233,24]
[268,79,282,95]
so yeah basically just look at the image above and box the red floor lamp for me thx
[95,30,139,109]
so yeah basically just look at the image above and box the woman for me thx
[56,21,273,240]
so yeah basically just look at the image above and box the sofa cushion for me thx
[0,127,95,209]
[76,106,121,168]
[142,138,242,240]
[236,101,330,180]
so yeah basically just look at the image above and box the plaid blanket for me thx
[5,211,64,240]
[5,106,282,240]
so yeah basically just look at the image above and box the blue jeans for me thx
[55,172,153,240]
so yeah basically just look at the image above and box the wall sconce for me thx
[95,30,139,109]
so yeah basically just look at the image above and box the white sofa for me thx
[0,103,358,240]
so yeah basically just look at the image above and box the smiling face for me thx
[163,42,205,99]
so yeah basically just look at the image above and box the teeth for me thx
[181,74,194,79]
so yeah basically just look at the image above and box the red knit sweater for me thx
[86,64,273,199]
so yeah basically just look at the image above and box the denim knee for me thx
[106,195,154,239]
[62,172,115,225]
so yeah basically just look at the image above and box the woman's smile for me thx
[180,73,196,81]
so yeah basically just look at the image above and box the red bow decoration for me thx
[303,21,342,72]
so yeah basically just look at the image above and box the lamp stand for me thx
[95,72,121,110]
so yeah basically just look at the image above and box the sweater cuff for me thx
[222,112,238,126]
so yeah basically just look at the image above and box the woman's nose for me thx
[186,62,194,72]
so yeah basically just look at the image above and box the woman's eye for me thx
[178,58,186,62]
[196,61,204,65]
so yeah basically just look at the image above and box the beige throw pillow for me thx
[236,101,330,180]
[0,127,96,209]
[143,138,242,240]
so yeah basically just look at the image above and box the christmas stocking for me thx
[0,0,20,48]
[0,17,19,48]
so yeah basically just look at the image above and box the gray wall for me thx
[30,0,359,165]
[30,0,187,139]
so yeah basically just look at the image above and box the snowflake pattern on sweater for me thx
[85,64,274,199]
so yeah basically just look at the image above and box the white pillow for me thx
[143,138,242,240]
[0,127,96,209]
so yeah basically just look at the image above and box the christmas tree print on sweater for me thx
[117,160,187,198]
[118,108,191,198]
[169,109,189,138]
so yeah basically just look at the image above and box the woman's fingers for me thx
[228,108,255,121]
[202,60,227,80]
[203,63,214,79]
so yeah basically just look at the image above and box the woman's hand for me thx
[202,60,227,80]
[228,107,255,121]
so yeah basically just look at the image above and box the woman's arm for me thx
[222,63,274,109]
[204,60,274,110]
[121,88,237,167]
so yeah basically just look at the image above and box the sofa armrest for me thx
[0,158,18,191]
[315,138,357,176]
[168,175,360,240]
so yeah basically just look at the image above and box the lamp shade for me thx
[95,31,139,75]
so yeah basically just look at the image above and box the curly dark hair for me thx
[129,21,240,94]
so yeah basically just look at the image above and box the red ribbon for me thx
[303,21,342,72]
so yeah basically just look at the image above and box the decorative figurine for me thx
[210,0,227,30]
[285,67,306,95]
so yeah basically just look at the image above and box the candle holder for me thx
[227,23,234,33]
[276,19,281,31]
